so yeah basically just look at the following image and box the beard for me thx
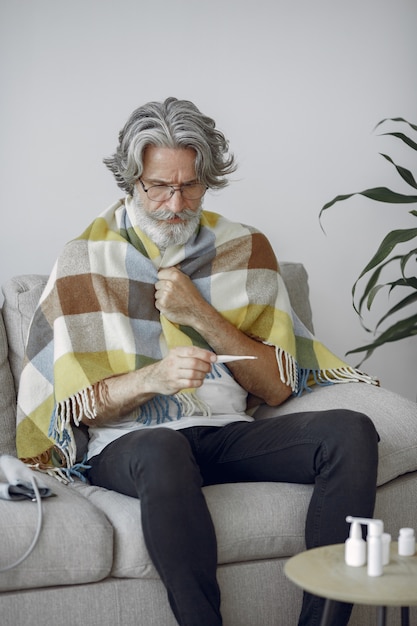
[131,188,203,249]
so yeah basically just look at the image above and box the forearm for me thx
[192,301,292,406]
[81,368,157,426]
[79,347,216,426]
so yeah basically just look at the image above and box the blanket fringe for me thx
[176,391,212,417]
[276,347,299,392]
[25,457,91,485]
[136,389,212,425]
[137,395,178,425]
[307,366,379,389]
[136,391,212,426]
[47,385,97,475]
[275,347,378,395]
[27,463,72,484]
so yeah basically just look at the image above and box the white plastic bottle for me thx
[346,516,384,576]
[398,528,416,556]
[345,520,366,566]
[382,532,391,565]
[367,520,383,577]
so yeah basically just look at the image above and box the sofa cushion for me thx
[71,480,312,579]
[255,382,417,487]
[0,309,17,456]
[0,473,113,592]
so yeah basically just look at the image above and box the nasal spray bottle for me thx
[344,518,366,567]
[346,516,384,576]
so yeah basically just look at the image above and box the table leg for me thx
[377,606,387,626]
[319,599,334,626]
[401,606,410,626]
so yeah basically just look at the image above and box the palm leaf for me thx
[366,276,417,314]
[374,118,417,133]
[366,283,389,311]
[321,117,417,364]
[361,187,417,203]
[375,291,417,330]
[400,248,417,277]
[355,228,417,281]
[379,154,417,189]
[387,277,417,292]
[346,314,417,364]
[354,255,403,316]
[320,188,417,222]
[379,132,417,153]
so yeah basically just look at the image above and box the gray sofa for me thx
[1,264,416,626]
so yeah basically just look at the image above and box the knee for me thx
[337,410,378,444]
[322,410,379,467]
[350,410,379,440]
[130,427,191,465]
[318,409,377,439]
[127,428,198,482]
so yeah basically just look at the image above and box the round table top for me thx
[284,543,417,606]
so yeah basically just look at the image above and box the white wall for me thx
[1,0,416,401]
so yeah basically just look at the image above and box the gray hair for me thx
[103,97,237,194]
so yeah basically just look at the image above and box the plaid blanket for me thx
[16,198,377,479]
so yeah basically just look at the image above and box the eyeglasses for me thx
[138,179,208,202]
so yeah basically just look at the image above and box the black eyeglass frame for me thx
[138,178,208,201]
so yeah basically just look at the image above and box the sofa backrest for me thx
[0,263,314,456]
[0,309,17,455]
[2,275,48,389]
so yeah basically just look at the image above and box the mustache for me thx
[148,207,198,222]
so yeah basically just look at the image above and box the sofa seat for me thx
[0,472,113,592]
[71,480,312,579]
[69,382,417,585]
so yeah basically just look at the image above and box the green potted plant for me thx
[320,117,417,364]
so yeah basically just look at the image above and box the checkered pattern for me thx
[16,198,376,475]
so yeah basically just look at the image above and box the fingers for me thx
[170,346,217,368]
[154,269,204,325]
[156,267,182,292]
[155,268,183,311]
[160,347,216,393]
[175,369,207,389]
[157,267,179,280]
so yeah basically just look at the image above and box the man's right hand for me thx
[144,347,217,396]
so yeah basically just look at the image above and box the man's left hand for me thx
[155,267,207,326]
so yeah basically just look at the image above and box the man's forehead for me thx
[142,145,197,181]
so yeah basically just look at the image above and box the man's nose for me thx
[165,189,185,212]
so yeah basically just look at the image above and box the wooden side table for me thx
[284,543,417,626]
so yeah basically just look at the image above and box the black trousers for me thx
[87,409,379,626]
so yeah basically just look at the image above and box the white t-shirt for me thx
[87,364,254,460]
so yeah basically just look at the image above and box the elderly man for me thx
[17,97,379,626]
